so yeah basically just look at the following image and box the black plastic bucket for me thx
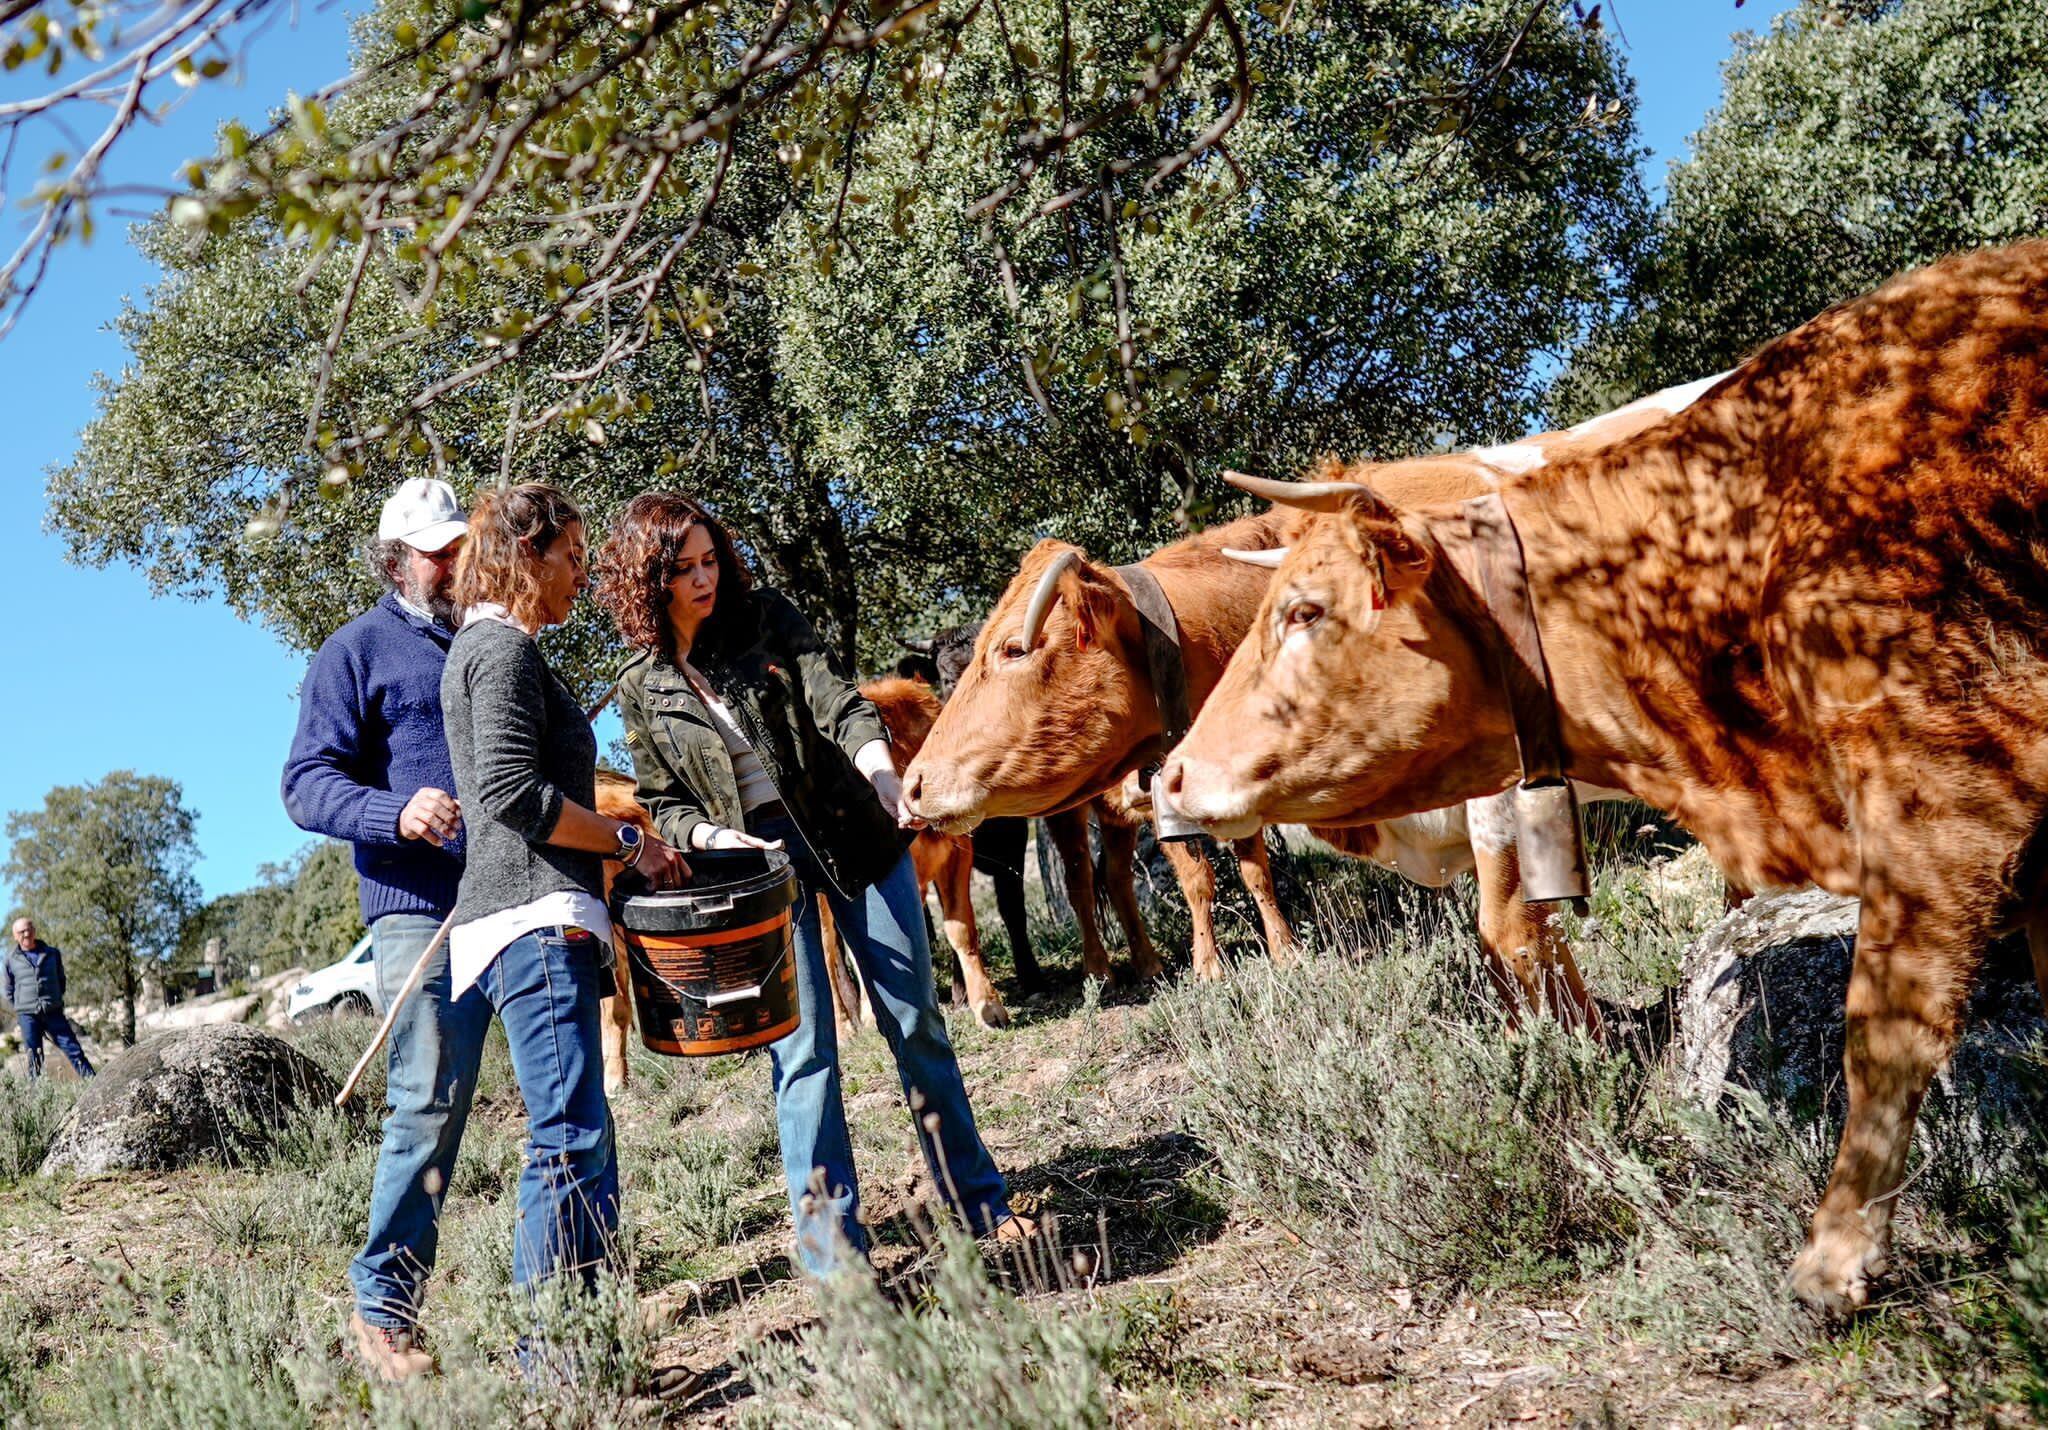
[611,848,800,1057]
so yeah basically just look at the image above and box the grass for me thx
[0,1074,77,1187]
[0,816,2040,1425]
[741,1221,1116,1430]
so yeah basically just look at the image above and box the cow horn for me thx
[1223,468,1374,513]
[1221,546,1289,569]
[898,635,935,655]
[1020,549,1083,649]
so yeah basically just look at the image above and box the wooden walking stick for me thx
[335,909,457,1107]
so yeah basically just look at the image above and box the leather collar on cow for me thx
[1454,492,1590,906]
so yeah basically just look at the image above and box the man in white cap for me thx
[281,477,481,1382]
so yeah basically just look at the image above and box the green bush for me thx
[636,1118,781,1254]
[74,1262,328,1430]
[1156,922,1642,1291]
[1572,1090,1821,1372]
[741,1225,1114,1429]
[0,1074,77,1186]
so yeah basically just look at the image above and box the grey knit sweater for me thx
[441,618,602,927]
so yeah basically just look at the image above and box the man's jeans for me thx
[17,1009,94,1079]
[352,916,622,1331]
[351,913,491,1332]
[752,814,1012,1277]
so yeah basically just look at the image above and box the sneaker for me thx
[350,1310,434,1383]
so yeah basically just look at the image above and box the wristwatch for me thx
[614,822,645,866]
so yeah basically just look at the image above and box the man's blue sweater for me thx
[282,595,464,923]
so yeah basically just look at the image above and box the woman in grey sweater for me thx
[440,482,686,1333]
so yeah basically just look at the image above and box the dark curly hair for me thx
[451,482,583,630]
[594,491,753,665]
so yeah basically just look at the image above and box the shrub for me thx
[1156,921,1642,1291]
[741,1224,1114,1429]
[1571,1089,1821,1372]
[73,1261,328,1430]
[0,1073,76,1186]
[636,1118,782,1253]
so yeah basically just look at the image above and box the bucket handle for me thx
[632,935,794,1009]
[702,983,765,1007]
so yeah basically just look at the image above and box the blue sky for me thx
[0,0,1801,909]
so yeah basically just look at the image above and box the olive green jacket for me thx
[616,587,910,896]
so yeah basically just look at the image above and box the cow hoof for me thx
[604,1067,628,1097]
[1788,1230,1882,1317]
[1193,960,1227,983]
[973,999,1011,1031]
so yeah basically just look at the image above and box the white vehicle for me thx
[287,933,380,1023]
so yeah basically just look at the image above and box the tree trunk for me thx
[121,957,137,1046]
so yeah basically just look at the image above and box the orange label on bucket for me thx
[625,912,790,949]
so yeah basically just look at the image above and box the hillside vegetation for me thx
[0,826,2044,1426]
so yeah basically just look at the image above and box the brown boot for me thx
[350,1310,434,1383]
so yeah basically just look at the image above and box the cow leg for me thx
[1233,834,1298,968]
[1790,842,1990,1314]
[1469,799,1603,1038]
[1098,818,1165,983]
[936,839,1008,1029]
[819,894,870,1037]
[1161,841,1223,980]
[602,947,635,1095]
[2030,909,2048,1021]
[1046,807,1113,983]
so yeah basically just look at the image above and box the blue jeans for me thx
[754,814,1012,1277]
[351,912,492,1331]
[17,1009,93,1079]
[481,926,621,1296]
[351,915,620,1331]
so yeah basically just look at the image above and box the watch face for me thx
[619,825,643,849]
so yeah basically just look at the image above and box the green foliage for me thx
[183,839,362,981]
[0,1071,77,1187]
[2,771,201,1043]
[1555,0,2048,417]
[1155,928,1643,1290]
[773,0,1649,595]
[741,1224,1116,1429]
[49,0,1648,675]
[78,1262,327,1430]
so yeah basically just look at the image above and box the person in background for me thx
[280,476,473,1383]
[5,917,94,1080]
[439,482,686,1359]
[595,491,1033,1280]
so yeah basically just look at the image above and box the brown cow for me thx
[594,768,655,1094]
[901,443,1712,1024]
[1159,240,2048,1313]
[823,677,1011,1033]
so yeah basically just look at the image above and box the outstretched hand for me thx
[868,767,927,831]
[700,826,786,853]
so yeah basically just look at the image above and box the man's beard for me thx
[400,569,460,628]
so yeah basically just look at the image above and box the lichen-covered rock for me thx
[39,1024,340,1177]
[1677,888,2046,1142]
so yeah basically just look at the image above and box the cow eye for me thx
[1000,638,1029,662]
[1283,600,1324,631]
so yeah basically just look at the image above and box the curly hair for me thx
[593,491,752,666]
[451,482,583,630]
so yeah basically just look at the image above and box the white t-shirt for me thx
[684,662,780,813]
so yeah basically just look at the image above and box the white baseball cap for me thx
[377,477,469,552]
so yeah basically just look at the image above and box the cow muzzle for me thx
[1155,755,1263,841]
[899,766,989,836]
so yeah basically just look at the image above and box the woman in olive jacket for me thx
[595,492,1027,1276]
